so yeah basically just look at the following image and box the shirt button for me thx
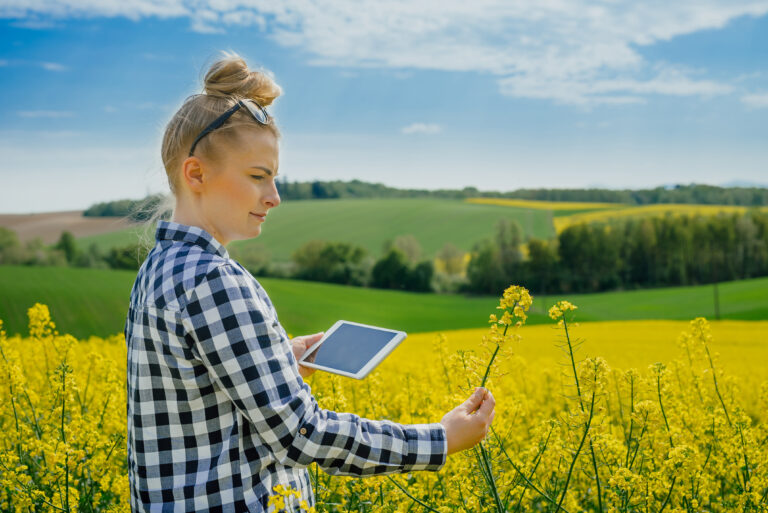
[299,427,307,435]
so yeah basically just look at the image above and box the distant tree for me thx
[383,235,422,264]
[465,238,506,295]
[0,227,24,265]
[292,240,368,285]
[525,238,559,294]
[54,231,78,264]
[230,243,272,276]
[496,219,524,281]
[405,260,434,292]
[436,242,465,275]
[74,243,108,268]
[371,248,411,290]
[105,243,149,270]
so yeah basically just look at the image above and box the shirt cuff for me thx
[401,422,448,472]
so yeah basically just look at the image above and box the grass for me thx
[1,265,766,339]
[75,198,556,261]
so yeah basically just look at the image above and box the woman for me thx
[125,50,495,512]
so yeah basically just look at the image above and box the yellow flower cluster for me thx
[268,483,315,512]
[548,299,577,320]
[0,304,129,512]
[1,291,766,512]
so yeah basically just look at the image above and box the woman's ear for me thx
[181,156,206,192]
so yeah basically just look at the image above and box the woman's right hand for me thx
[439,387,496,456]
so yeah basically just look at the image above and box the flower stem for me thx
[386,476,440,512]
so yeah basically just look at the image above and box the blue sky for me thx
[1,1,767,213]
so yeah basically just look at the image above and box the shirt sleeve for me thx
[178,263,447,476]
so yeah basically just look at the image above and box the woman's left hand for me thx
[291,332,325,379]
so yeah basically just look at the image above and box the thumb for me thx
[461,387,486,413]
[306,332,325,346]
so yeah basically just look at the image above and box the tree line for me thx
[4,209,767,297]
[465,208,768,296]
[276,180,768,205]
[0,228,150,270]
[83,182,768,218]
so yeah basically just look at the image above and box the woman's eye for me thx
[251,175,265,181]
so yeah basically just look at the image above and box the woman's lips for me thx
[250,212,266,221]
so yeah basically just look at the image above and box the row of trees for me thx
[239,236,452,293]
[0,226,458,293]
[0,228,149,270]
[83,194,168,221]
[465,209,768,295]
[5,209,767,296]
[275,180,768,205]
[82,183,768,217]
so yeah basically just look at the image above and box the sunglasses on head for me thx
[188,98,270,158]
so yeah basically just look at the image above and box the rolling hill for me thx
[1,265,765,339]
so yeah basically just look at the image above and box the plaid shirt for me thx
[125,220,447,512]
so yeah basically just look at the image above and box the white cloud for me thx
[401,123,442,135]
[741,92,768,108]
[17,110,74,118]
[10,18,60,29]
[3,0,767,105]
[40,61,67,71]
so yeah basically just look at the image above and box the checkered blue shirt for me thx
[124,220,447,512]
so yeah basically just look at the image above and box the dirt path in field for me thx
[0,210,139,245]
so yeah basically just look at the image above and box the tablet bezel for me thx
[297,319,407,379]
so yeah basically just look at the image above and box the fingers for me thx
[461,387,486,413]
[307,331,324,345]
[477,390,495,419]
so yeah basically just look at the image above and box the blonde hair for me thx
[136,50,282,252]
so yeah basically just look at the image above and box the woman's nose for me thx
[265,181,281,208]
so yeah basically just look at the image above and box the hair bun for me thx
[202,50,282,107]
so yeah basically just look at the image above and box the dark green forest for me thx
[466,209,768,296]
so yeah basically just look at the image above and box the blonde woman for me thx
[124,50,495,512]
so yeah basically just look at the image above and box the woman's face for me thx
[185,127,281,246]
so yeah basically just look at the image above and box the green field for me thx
[75,198,555,261]
[1,265,766,339]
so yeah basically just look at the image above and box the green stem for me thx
[657,476,676,513]
[492,427,565,511]
[656,371,674,449]
[386,476,440,512]
[477,443,504,512]
[60,363,70,512]
[562,317,584,412]
[704,345,731,426]
[556,389,596,512]
[480,322,509,388]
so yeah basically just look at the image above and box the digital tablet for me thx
[297,320,407,379]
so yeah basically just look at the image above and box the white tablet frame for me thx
[297,319,407,379]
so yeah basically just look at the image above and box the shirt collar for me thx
[155,219,230,260]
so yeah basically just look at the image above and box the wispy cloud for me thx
[0,59,68,71]
[401,123,442,135]
[10,18,61,29]
[741,92,768,108]
[40,61,68,71]
[3,0,767,105]
[17,110,75,118]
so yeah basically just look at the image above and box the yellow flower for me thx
[548,300,578,321]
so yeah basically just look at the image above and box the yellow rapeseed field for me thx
[552,204,768,233]
[2,290,767,512]
[465,198,624,211]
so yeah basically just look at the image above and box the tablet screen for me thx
[309,323,399,374]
